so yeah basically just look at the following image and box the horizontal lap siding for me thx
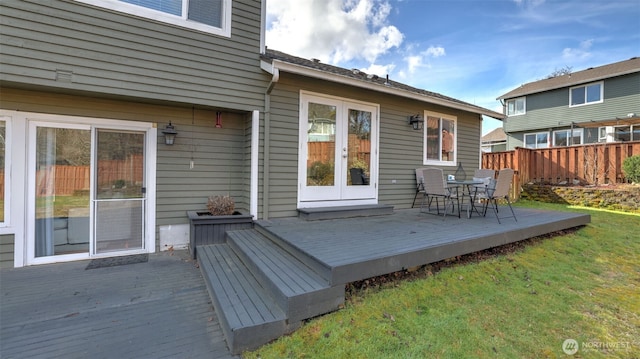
[267,73,483,217]
[505,73,640,134]
[0,0,268,111]
[0,234,15,268]
[1,88,251,227]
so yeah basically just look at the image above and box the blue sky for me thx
[265,0,640,135]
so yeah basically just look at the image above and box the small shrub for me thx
[307,161,334,185]
[207,195,235,215]
[622,155,640,183]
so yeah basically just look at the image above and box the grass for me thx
[244,201,639,359]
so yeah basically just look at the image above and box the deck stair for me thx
[298,204,394,221]
[196,226,345,355]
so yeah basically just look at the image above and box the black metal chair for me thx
[420,168,460,218]
[349,168,369,185]
[479,168,517,223]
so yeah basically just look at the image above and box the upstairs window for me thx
[506,97,526,116]
[570,82,603,107]
[75,0,231,36]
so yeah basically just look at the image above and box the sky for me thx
[265,0,640,135]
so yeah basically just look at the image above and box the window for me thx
[424,112,457,164]
[598,127,608,142]
[0,119,8,226]
[506,97,526,116]
[524,132,549,149]
[74,0,231,36]
[570,82,603,107]
[553,128,583,146]
[598,125,640,142]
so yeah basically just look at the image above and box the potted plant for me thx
[187,195,253,258]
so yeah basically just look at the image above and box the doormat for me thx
[86,254,148,270]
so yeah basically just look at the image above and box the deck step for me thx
[227,229,344,322]
[297,204,394,221]
[253,224,333,283]
[197,244,300,355]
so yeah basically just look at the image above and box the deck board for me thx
[0,251,237,359]
[258,207,591,285]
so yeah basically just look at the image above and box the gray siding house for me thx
[0,0,502,268]
[497,57,640,150]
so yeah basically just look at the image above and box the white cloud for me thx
[266,0,403,64]
[403,46,446,74]
[360,63,395,77]
[562,39,594,60]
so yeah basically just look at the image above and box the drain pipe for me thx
[262,65,280,220]
[250,110,259,219]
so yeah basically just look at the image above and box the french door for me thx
[27,119,152,264]
[299,92,378,206]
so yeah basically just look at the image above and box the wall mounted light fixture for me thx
[408,114,424,130]
[161,122,177,145]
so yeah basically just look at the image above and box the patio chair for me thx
[420,168,460,218]
[480,168,517,223]
[349,168,369,185]
[412,167,428,208]
[472,168,496,197]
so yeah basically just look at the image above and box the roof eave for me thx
[264,59,505,121]
[498,68,640,100]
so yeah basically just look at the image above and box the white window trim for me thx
[552,128,583,146]
[74,0,232,37]
[424,111,457,166]
[0,117,11,231]
[569,81,604,107]
[524,131,550,149]
[506,97,526,116]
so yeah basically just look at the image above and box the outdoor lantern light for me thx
[408,114,424,130]
[161,122,177,145]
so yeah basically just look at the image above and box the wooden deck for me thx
[0,250,239,359]
[197,206,591,354]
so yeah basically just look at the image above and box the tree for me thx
[546,65,573,79]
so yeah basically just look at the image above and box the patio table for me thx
[447,180,484,218]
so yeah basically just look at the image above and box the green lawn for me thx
[244,201,639,359]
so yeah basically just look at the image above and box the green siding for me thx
[265,73,483,218]
[0,234,14,268]
[1,88,251,229]
[0,0,268,112]
[504,73,640,135]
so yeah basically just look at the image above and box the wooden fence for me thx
[307,138,371,167]
[482,141,640,199]
[36,154,143,196]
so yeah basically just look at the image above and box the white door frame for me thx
[298,91,379,208]
[20,112,156,265]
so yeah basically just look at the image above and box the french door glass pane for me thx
[307,102,336,186]
[347,109,371,186]
[94,130,145,253]
[35,127,91,257]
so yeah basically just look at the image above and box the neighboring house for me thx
[0,0,503,268]
[497,57,640,150]
[481,127,507,152]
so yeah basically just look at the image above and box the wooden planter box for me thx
[187,211,253,259]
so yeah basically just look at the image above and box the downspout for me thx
[250,110,259,219]
[262,66,279,220]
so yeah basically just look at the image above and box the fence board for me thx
[482,141,640,199]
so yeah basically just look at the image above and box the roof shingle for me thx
[497,57,640,100]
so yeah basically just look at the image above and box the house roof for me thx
[498,57,640,100]
[261,49,505,120]
[481,127,507,143]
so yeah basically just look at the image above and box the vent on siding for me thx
[55,69,74,83]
